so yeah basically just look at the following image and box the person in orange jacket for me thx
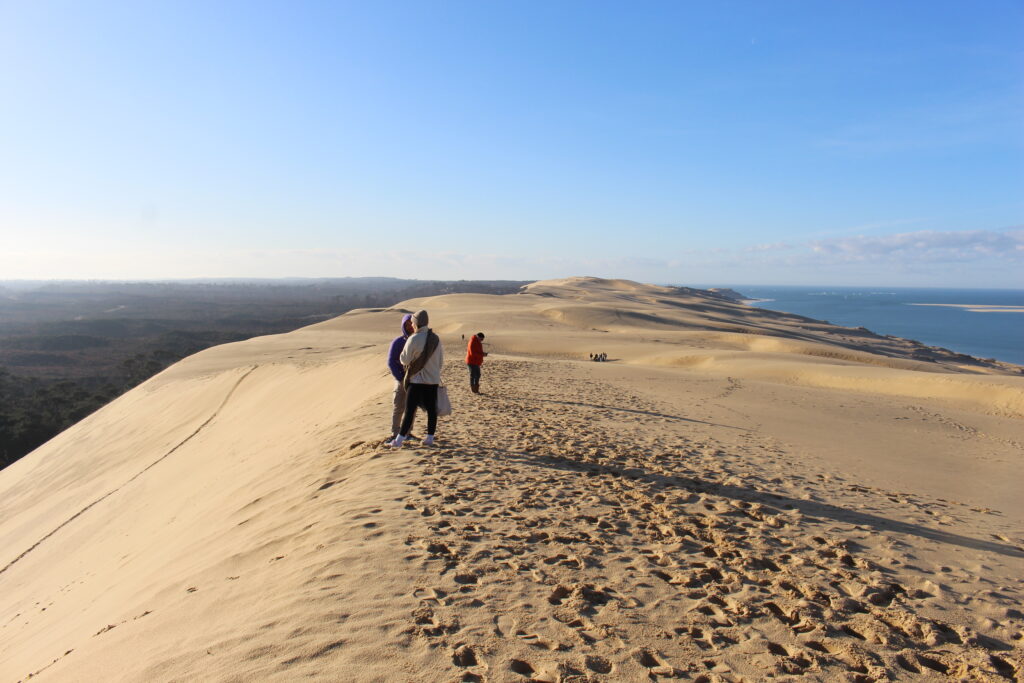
[465,332,487,393]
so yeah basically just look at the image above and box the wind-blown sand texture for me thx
[2,277,1022,682]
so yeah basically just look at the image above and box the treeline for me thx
[0,369,109,468]
[0,330,246,469]
[0,278,528,469]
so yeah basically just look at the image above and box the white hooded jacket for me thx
[400,328,444,385]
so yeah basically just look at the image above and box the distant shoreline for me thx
[908,303,1024,313]
[740,286,1024,366]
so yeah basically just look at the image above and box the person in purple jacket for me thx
[386,314,415,444]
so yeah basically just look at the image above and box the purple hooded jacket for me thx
[388,314,413,382]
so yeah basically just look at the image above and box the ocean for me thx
[712,286,1024,366]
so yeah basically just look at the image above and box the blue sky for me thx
[1,1,1022,286]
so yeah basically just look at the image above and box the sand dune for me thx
[2,277,1022,681]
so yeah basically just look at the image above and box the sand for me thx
[1,277,1022,682]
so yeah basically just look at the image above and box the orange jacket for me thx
[466,335,485,365]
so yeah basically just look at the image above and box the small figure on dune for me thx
[466,332,488,394]
[391,310,444,448]
[385,313,415,445]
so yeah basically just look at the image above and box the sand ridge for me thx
[1,276,1022,681]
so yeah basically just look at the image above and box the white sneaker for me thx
[423,435,435,446]
[390,435,406,448]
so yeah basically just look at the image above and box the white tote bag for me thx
[436,385,452,417]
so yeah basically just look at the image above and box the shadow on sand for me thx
[486,447,1023,559]
[524,397,751,432]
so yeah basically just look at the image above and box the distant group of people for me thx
[386,310,486,447]
[590,352,608,362]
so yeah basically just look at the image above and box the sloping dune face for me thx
[2,277,1023,682]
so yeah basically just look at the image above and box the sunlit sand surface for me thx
[2,278,1022,681]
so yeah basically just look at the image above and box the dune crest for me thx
[2,277,1022,681]
[342,277,1024,416]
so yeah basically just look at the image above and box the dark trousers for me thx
[467,363,481,385]
[400,383,437,436]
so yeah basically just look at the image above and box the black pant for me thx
[400,383,438,436]
[467,363,481,384]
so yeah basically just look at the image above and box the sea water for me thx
[712,286,1024,366]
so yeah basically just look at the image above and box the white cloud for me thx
[808,228,1024,263]
[743,242,793,253]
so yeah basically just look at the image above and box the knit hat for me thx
[413,309,429,328]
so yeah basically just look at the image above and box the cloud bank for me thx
[808,228,1024,263]
[1,229,1020,287]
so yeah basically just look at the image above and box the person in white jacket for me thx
[391,309,444,447]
